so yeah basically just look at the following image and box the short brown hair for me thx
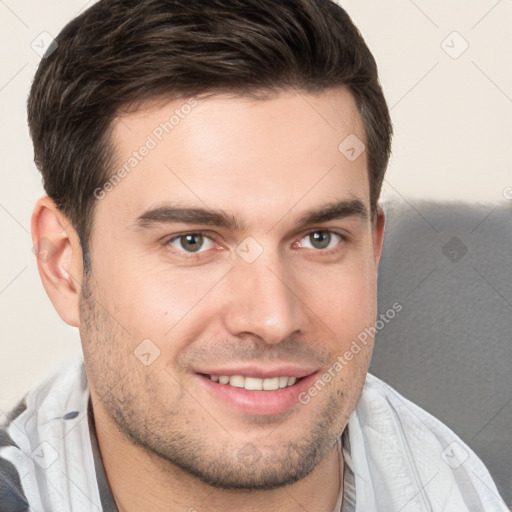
[27,0,392,270]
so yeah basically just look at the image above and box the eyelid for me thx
[166,231,213,242]
[302,228,347,239]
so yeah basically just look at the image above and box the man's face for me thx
[80,87,383,489]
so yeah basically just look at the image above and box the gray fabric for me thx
[340,428,356,512]
[87,400,119,512]
[370,200,512,507]
[0,399,30,512]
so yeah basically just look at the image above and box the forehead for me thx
[98,87,369,230]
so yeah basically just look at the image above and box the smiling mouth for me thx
[201,374,300,391]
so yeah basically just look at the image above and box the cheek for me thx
[295,255,377,338]
[99,259,228,345]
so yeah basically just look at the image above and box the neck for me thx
[92,405,344,512]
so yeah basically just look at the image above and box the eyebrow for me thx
[134,198,368,232]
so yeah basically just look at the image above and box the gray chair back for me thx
[371,200,512,506]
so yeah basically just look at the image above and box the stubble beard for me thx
[79,272,352,490]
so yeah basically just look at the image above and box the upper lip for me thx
[194,365,318,379]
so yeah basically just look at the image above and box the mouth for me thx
[202,374,299,391]
[194,367,318,416]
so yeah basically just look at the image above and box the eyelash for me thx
[164,229,347,258]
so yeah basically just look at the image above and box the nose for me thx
[222,256,306,345]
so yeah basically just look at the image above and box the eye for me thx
[298,230,344,250]
[167,233,215,253]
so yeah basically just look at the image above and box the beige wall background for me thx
[0,0,511,413]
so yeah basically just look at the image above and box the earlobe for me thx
[372,205,386,266]
[31,197,84,327]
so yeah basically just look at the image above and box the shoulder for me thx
[358,373,487,458]
[0,358,91,512]
[0,400,30,512]
[346,373,508,511]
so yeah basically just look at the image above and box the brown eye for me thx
[309,231,331,249]
[168,233,214,253]
[299,230,342,250]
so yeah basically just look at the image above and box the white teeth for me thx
[279,376,289,388]
[262,377,279,391]
[245,377,263,390]
[229,375,245,388]
[209,374,299,390]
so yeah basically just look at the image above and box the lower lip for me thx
[196,373,319,415]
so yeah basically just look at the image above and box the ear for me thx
[31,196,84,327]
[372,204,386,266]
